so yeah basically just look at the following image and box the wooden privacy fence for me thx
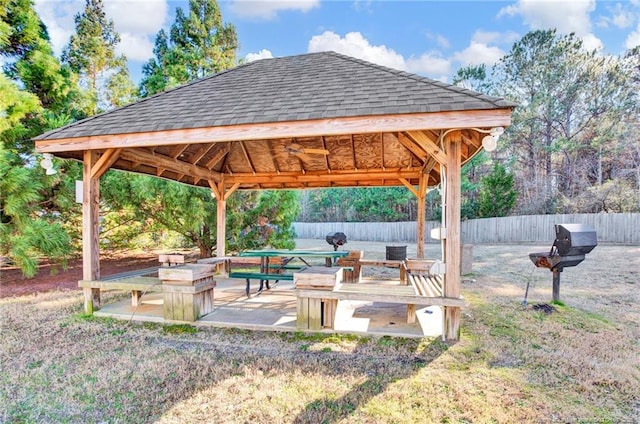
[293,213,640,245]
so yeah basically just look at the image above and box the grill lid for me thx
[325,232,347,246]
[553,223,597,256]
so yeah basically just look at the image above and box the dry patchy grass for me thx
[1,243,639,423]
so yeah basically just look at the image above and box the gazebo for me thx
[35,52,516,340]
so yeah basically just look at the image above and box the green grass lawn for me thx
[1,244,638,423]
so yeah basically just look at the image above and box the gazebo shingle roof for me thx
[38,51,515,140]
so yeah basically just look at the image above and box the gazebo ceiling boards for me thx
[34,52,516,341]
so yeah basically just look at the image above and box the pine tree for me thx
[62,0,136,113]
[101,173,299,257]
[492,30,635,213]
[140,0,237,96]
[477,163,518,218]
[1,0,76,276]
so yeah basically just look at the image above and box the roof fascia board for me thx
[35,109,512,154]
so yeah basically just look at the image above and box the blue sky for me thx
[35,0,640,84]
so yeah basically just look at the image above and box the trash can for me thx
[385,245,407,261]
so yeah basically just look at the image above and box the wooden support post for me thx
[403,174,428,259]
[416,173,428,259]
[215,182,226,258]
[407,304,417,324]
[82,151,101,313]
[443,132,462,341]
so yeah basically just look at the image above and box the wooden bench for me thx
[297,282,465,329]
[228,271,295,297]
[296,259,465,330]
[79,276,162,307]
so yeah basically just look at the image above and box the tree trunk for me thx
[198,225,212,258]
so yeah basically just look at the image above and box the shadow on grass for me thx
[290,336,450,423]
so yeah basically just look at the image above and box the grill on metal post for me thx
[528,223,597,302]
[325,232,347,251]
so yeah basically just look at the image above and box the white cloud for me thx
[499,0,596,34]
[405,53,451,77]
[352,0,374,13]
[107,0,168,62]
[626,24,640,49]
[35,0,167,63]
[581,33,604,51]
[498,0,603,53]
[472,30,519,46]
[245,49,274,62]
[34,0,81,56]
[598,2,636,29]
[105,0,167,34]
[425,32,451,50]
[449,30,514,68]
[308,31,406,71]
[611,9,636,29]
[229,0,320,21]
[453,41,505,67]
[116,33,155,62]
[307,30,517,81]
[307,31,455,80]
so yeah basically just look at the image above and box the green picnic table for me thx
[231,249,349,296]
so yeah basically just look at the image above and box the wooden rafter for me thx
[119,148,221,182]
[399,178,419,197]
[90,148,122,179]
[380,132,385,170]
[405,130,447,166]
[422,157,438,176]
[190,143,215,165]
[239,141,256,174]
[169,144,189,159]
[224,182,241,200]
[321,136,330,171]
[205,143,231,169]
[208,180,221,199]
[397,133,427,164]
[350,134,357,169]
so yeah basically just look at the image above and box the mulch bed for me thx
[0,253,159,298]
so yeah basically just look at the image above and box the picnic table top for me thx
[238,249,349,258]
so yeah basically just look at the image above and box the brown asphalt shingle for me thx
[36,51,516,141]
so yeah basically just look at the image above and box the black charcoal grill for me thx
[528,223,597,302]
[325,232,347,251]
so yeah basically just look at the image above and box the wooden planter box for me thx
[159,264,216,322]
[294,267,343,330]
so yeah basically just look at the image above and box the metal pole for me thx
[552,269,561,302]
